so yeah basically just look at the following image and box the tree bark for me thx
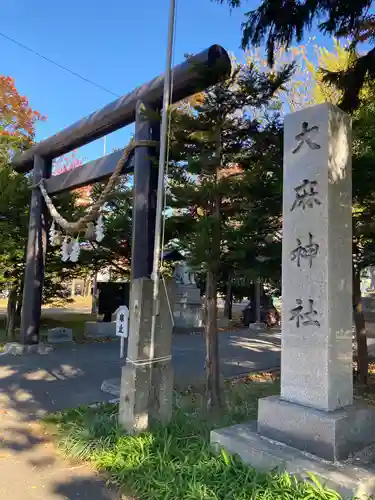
[91,271,98,315]
[353,266,368,385]
[224,271,233,320]
[205,269,221,409]
[5,287,18,340]
[16,279,24,319]
[83,277,90,297]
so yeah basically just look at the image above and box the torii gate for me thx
[12,45,231,432]
[13,45,230,344]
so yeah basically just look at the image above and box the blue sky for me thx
[2,0,331,163]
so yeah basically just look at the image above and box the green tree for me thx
[167,61,291,407]
[300,41,375,383]
[216,0,375,110]
[79,176,133,280]
[0,160,92,338]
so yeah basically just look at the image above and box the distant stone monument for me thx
[211,104,375,497]
[47,327,73,344]
[172,262,203,334]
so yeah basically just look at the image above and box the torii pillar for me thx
[20,156,52,345]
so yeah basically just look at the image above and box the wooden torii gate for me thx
[13,45,230,346]
[13,45,231,432]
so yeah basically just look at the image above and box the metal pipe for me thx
[13,45,231,173]
[150,0,176,360]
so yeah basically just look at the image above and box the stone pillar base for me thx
[210,422,375,500]
[118,360,173,434]
[258,396,375,462]
[118,277,175,434]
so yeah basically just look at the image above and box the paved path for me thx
[0,328,280,499]
[0,365,121,499]
[0,329,281,414]
[2,323,375,500]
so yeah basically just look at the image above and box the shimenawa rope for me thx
[38,139,158,234]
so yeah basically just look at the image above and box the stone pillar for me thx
[118,277,175,433]
[281,103,353,410]
[256,103,375,461]
[211,105,375,493]
[173,283,204,334]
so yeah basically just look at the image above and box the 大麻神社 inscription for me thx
[290,298,320,328]
[291,179,321,211]
[290,233,319,268]
[292,121,321,154]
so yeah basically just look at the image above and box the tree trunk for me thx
[5,287,17,340]
[205,269,221,409]
[91,271,98,315]
[353,266,368,385]
[16,279,24,322]
[224,271,233,320]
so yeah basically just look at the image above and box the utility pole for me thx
[150,0,176,358]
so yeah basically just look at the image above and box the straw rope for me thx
[38,139,158,234]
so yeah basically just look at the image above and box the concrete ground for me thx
[0,328,281,415]
[0,355,122,499]
[0,327,281,500]
[1,315,375,500]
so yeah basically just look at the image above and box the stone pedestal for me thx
[258,396,375,462]
[47,327,73,343]
[248,322,265,331]
[118,277,175,433]
[210,104,375,498]
[173,283,203,334]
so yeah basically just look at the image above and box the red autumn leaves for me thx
[0,75,46,144]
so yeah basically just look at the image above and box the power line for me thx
[0,31,120,98]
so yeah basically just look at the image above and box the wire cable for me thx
[158,0,178,325]
[0,31,120,98]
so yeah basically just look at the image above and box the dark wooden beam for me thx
[131,101,159,279]
[45,150,135,195]
[13,45,231,173]
[20,156,52,345]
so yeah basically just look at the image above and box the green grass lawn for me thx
[45,374,344,500]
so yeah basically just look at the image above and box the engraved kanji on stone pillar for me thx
[281,103,353,411]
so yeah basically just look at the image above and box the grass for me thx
[45,374,345,500]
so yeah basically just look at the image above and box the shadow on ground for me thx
[0,326,281,499]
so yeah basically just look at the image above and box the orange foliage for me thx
[218,163,244,180]
[0,75,46,143]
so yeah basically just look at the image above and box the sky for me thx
[2,0,331,163]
